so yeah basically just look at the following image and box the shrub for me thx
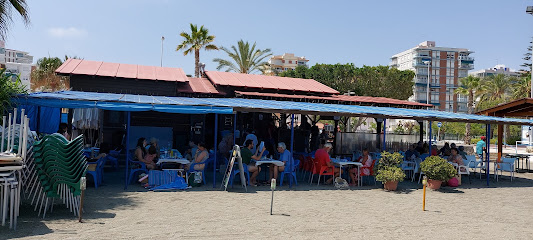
[420,156,456,182]
[376,151,405,182]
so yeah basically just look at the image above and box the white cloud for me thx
[47,27,88,39]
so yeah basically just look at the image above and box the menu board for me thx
[221,145,247,192]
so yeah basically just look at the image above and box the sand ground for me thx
[2,169,533,240]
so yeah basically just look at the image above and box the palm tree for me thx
[478,74,513,110]
[0,0,30,40]
[176,24,218,78]
[512,75,531,100]
[213,40,272,74]
[456,75,481,144]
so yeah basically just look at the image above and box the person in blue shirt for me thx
[405,144,420,160]
[476,136,486,161]
[270,142,291,181]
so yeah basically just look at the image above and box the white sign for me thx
[437,122,442,128]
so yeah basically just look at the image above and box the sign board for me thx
[221,145,247,192]
[437,122,442,128]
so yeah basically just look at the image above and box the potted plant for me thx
[420,156,457,190]
[375,152,405,191]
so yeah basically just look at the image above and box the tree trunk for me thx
[194,49,200,78]
[464,91,473,145]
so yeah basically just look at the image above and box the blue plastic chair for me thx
[127,151,148,185]
[230,162,251,187]
[188,155,214,184]
[496,158,515,182]
[87,157,106,188]
[280,159,300,186]
[105,155,119,170]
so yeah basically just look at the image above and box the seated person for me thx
[449,148,464,166]
[148,137,160,159]
[458,146,467,160]
[141,145,158,170]
[439,142,451,156]
[135,137,148,161]
[88,143,110,162]
[186,142,209,171]
[431,144,438,156]
[349,148,372,185]
[404,144,420,160]
[315,143,339,184]
[185,141,198,161]
[241,139,265,186]
[270,142,290,181]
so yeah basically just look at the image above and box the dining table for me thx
[331,159,363,186]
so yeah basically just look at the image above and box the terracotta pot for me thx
[384,181,398,191]
[427,179,442,190]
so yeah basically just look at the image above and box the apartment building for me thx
[0,41,34,90]
[469,64,521,78]
[390,41,474,112]
[268,53,309,73]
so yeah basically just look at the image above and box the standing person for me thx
[310,125,320,151]
[240,139,265,186]
[476,136,487,161]
[314,143,339,184]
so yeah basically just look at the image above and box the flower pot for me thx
[383,181,398,191]
[427,179,442,190]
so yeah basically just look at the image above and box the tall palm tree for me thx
[478,74,512,110]
[0,0,30,40]
[176,24,218,78]
[213,40,272,74]
[512,75,531,100]
[456,75,481,144]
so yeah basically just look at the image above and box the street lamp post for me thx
[527,6,533,97]
[161,36,165,67]
[423,60,431,141]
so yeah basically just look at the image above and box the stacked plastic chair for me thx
[29,134,86,218]
[1,108,30,230]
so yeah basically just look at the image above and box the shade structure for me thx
[13,91,533,125]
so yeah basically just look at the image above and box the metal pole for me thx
[429,121,432,154]
[382,119,387,152]
[486,124,491,186]
[213,113,218,188]
[160,36,164,67]
[530,36,532,98]
[289,114,294,187]
[426,61,431,141]
[124,111,131,190]
[233,113,237,146]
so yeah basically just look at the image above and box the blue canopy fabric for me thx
[13,91,533,125]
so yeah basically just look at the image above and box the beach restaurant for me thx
[14,59,533,188]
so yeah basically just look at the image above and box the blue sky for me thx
[6,0,533,75]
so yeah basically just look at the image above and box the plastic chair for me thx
[280,159,300,186]
[87,157,106,188]
[496,158,515,182]
[359,159,377,185]
[188,155,214,185]
[317,162,335,186]
[127,153,148,185]
[466,155,485,179]
[401,160,417,181]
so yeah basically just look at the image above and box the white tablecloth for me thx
[255,159,285,166]
[157,158,190,165]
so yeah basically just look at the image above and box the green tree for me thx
[520,39,532,74]
[280,64,415,100]
[0,0,30,40]
[512,75,531,99]
[456,75,482,144]
[176,24,218,78]
[31,57,69,91]
[0,68,27,115]
[213,40,272,74]
[477,74,513,111]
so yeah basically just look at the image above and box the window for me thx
[289,61,292,64]
[282,60,285,63]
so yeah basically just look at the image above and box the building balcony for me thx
[458,56,474,61]
[458,64,474,70]
[412,62,430,67]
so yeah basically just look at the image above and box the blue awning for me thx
[13,91,533,125]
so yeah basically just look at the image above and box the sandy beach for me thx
[2,170,533,240]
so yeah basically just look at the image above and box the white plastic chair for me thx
[465,155,485,179]
[495,158,515,182]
